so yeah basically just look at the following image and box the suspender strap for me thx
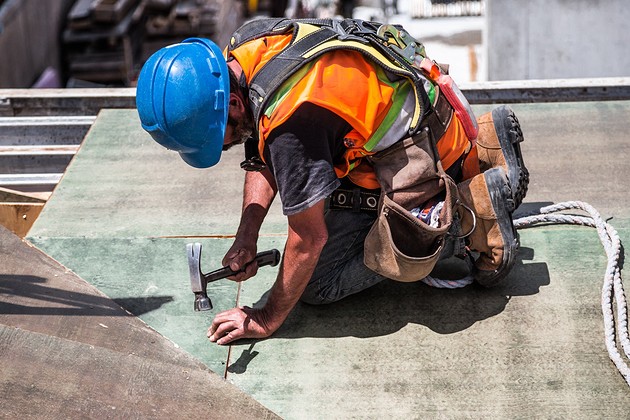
[229,18,286,46]
[419,87,453,145]
[229,18,336,47]
[248,26,340,123]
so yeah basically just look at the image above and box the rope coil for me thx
[422,200,629,386]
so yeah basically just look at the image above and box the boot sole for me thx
[476,167,519,287]
[491,105,529,209]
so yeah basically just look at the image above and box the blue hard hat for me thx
[136,38,229,168]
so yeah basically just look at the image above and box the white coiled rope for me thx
[422,200,630,387]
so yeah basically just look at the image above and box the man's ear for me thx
[229,92,247,116]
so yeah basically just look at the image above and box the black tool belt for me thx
[328,187,380,213]
[419,88,454,144]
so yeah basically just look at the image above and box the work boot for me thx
[456,167,518,287]
[476,105,529,209]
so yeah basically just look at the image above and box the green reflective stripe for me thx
[264,62,316,118]
[265,59,414,154]
[427,82,436,105]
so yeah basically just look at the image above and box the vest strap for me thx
[230,18,432,136]
[420,86,453,145]
[248,26,339,123]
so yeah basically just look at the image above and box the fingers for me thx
[231,260,259,282]
[228,249,251,272]
[208,309,245,345]
[207,306,269,346]
[223,248,258,281]
[222,247,242,269]
[209,323,243,345]
[208,309,237,335]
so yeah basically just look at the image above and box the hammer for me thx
[187,242,281,311]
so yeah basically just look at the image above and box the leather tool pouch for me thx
[364,129,457,282]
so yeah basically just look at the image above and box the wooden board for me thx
[0,186,46,203]
[0,202,44,237]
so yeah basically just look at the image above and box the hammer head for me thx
[187,242,212,311]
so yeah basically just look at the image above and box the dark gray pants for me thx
[300,208,385,305]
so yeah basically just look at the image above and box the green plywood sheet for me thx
[27,236,285,376]
[229,227,630,418]
[29,102,630,241]
[23,100,630,418]
[28,109,287,240]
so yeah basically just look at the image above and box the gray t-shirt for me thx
[263,103,352,216]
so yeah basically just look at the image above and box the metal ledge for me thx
[1,77,630,116]
[0,173,63,186]
[0,88,136,116]
[460,77,630,104]
[0,115,95,146]
[0,115,96,126]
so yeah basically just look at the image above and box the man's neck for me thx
[227,59,243,79]
[227,59,248,103]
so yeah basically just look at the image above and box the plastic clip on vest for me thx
[136,38,230,168]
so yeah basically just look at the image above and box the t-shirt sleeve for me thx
[263,102,351,216]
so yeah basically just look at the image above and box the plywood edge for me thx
[0,202,45,237]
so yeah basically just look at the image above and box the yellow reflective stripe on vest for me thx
[292,23,322,43]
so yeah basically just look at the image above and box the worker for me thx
[136,18,528,345]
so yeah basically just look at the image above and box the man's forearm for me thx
[259,201,328,331]
[236,168,277,240]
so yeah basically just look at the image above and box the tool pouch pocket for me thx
[364,129,457,282]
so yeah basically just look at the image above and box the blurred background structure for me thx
[486,0,630,80]
[0,0,628,89]
[0,0,243,88]
[2,0,629,232]
[0,0,487,89]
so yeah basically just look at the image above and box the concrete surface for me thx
[486,0,630,81]
[20,103,630,418]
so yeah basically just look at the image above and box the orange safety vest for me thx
[229,33,471,189]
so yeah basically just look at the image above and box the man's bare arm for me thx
[223,168,277,281]
[208,199,328,344]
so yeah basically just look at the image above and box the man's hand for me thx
[222,241,258,282]
[207,306,276,345]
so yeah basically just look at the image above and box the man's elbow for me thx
[287,224,328,256]
[295,229,328,253]
[310,230,329,251]
[287,201,329,253]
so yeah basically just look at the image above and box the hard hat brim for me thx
[179,143,222,168]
